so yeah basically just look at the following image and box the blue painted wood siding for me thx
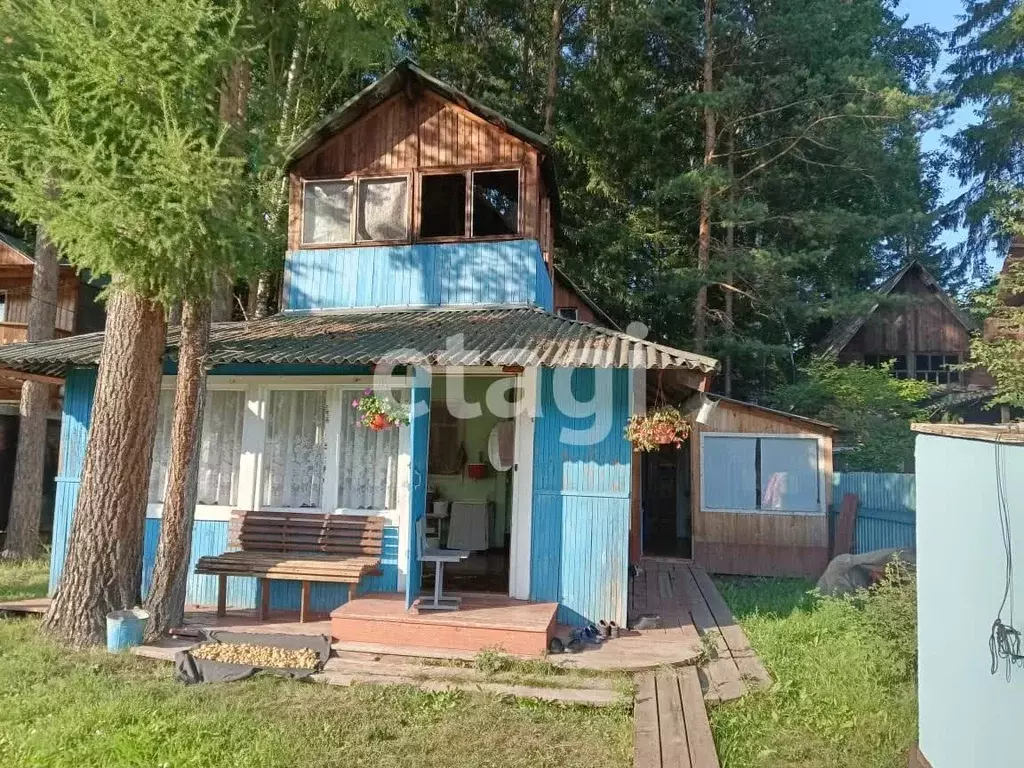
[530,368,631,626]
[284,240,553,312]
[405,368,431,608]
[48,368,97,593]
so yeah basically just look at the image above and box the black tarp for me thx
[816,548,916,597]
[174,630,331,685]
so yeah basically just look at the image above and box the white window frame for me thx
[700,432,827,516]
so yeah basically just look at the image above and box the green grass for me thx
[708,577,917,768]
[0,556,49,602]
[0,603,630,768]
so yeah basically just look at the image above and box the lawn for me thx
[0,560,632,768]
[708,576,917,768]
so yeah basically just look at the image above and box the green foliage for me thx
[770,358,931,471]
[945,0,1024,266]
[0,618,632,767]
[850,557,917,685]
[711,576,917,768]
[0,0,251,304]
[969,258,1024,407]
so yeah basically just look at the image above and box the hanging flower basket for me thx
[625,407,691,452]
[352,389,410,432]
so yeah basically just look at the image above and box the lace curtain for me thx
[337,391,402,510]
[357,178,408,241]
[262,390,327,508]
[148,390,245,505]
[303,181,353,244]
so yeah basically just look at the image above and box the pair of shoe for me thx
[598,619,620,639]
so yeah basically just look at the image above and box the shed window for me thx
[302,180,354,245]
[262,390,327,508]
[420,173,466,238]
[472,170,519,236]
[0,291,6,323]
[864,354,909,379]
[149,390,245,506]
[357,177,408,242]
[915,354,960,385]
[557,307,579,321]
[702,435,821,514]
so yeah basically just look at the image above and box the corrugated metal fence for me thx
[831,472,916,554]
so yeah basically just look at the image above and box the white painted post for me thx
[509,366,538,600]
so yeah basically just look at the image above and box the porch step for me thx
[312,657,624,707]
[330,593,558,657]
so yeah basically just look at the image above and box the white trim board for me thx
[509,366,537,600]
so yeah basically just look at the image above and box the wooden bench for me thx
[195,510,385,623]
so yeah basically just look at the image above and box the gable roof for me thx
[817,260,975,358]
[552,264,620,330]
[0,230,34,265]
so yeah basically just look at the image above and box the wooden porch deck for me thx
[631,559,770,702]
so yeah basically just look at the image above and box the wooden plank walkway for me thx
[634,668,720,768]
[631,560,770,703]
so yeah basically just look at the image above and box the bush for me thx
[850,557,917,683]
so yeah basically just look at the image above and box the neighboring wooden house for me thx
[552,264,619,328]
[0,230,105,538]
[818,260,979,386]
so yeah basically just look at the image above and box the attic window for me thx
[357,177,408,242]
[302,180,354,245]
[557,307,579,321]
[420,173,466,238]
[472,170,519,236]
[0,291,6,323]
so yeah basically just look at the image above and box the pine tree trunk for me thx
[3,225,59,560]
[724,130,735,396]
[143,299,210,639]
[694,0,716,354]
[42,288,166,647]
[543,0,563,138]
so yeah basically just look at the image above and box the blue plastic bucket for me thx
[106,608,150,652]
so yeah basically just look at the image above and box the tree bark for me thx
[3,225,59,560]
[724,129,735,396]
[42,288,166,647]
[143,299,210,639]
[543,0,563,138]
[694,0,716,354]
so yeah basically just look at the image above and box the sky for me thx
[897,0,1000,269]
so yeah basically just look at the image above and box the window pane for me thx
[421,173,466,238]
[931,355,944,371]
[357,177,408,241]
[472,170,519,236]
[759,438,819,512]
[893,355,907,371]
[338,391,404,510]
[702,436,757,511]
[916,354,930,372]
[148,393,174,503]
[263,390,326,508]
[196,391,245,505]
[945,355,959,366]
[557,307,579,321]
[302,181,353,245]
[0,292,6,322]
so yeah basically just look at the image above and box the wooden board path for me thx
[634,668,721,768]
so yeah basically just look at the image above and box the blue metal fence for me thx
[831,472,916,554]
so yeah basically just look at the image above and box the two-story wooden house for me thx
[0,230,104,538]
[0,63,857,652]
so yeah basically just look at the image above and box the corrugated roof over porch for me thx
[0,306,718,378]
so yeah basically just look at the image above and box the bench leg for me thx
[258,578,270,621]
[216,574,227,618]
[299,581,310,623]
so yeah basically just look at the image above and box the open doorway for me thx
[421,373,517,595]
[642,441,692,559]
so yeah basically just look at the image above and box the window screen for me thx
[702,435,821,513]
[357,177,408,241]
[702,436,757,511]
[302,181,353,245]
[262,390,327,508]
[759,438,819,512]
[420,173,466,238]
[472,170,519,236]
[148,390,245,506]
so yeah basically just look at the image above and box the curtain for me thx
[262,390,327,508]
[760,438,819,512]
[148,390,245,506]
[702,436,757,511]
[337,393,402,510]
[303,181,353,244]
[357,177,408,241]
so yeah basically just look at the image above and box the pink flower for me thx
[364,387,373,395]
[351,399,359,408]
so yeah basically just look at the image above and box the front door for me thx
[642,444,692,558]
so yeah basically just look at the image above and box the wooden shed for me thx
[638,392,836,579]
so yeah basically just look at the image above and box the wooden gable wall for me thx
[288,91,550,253]
[840,268,971,360]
